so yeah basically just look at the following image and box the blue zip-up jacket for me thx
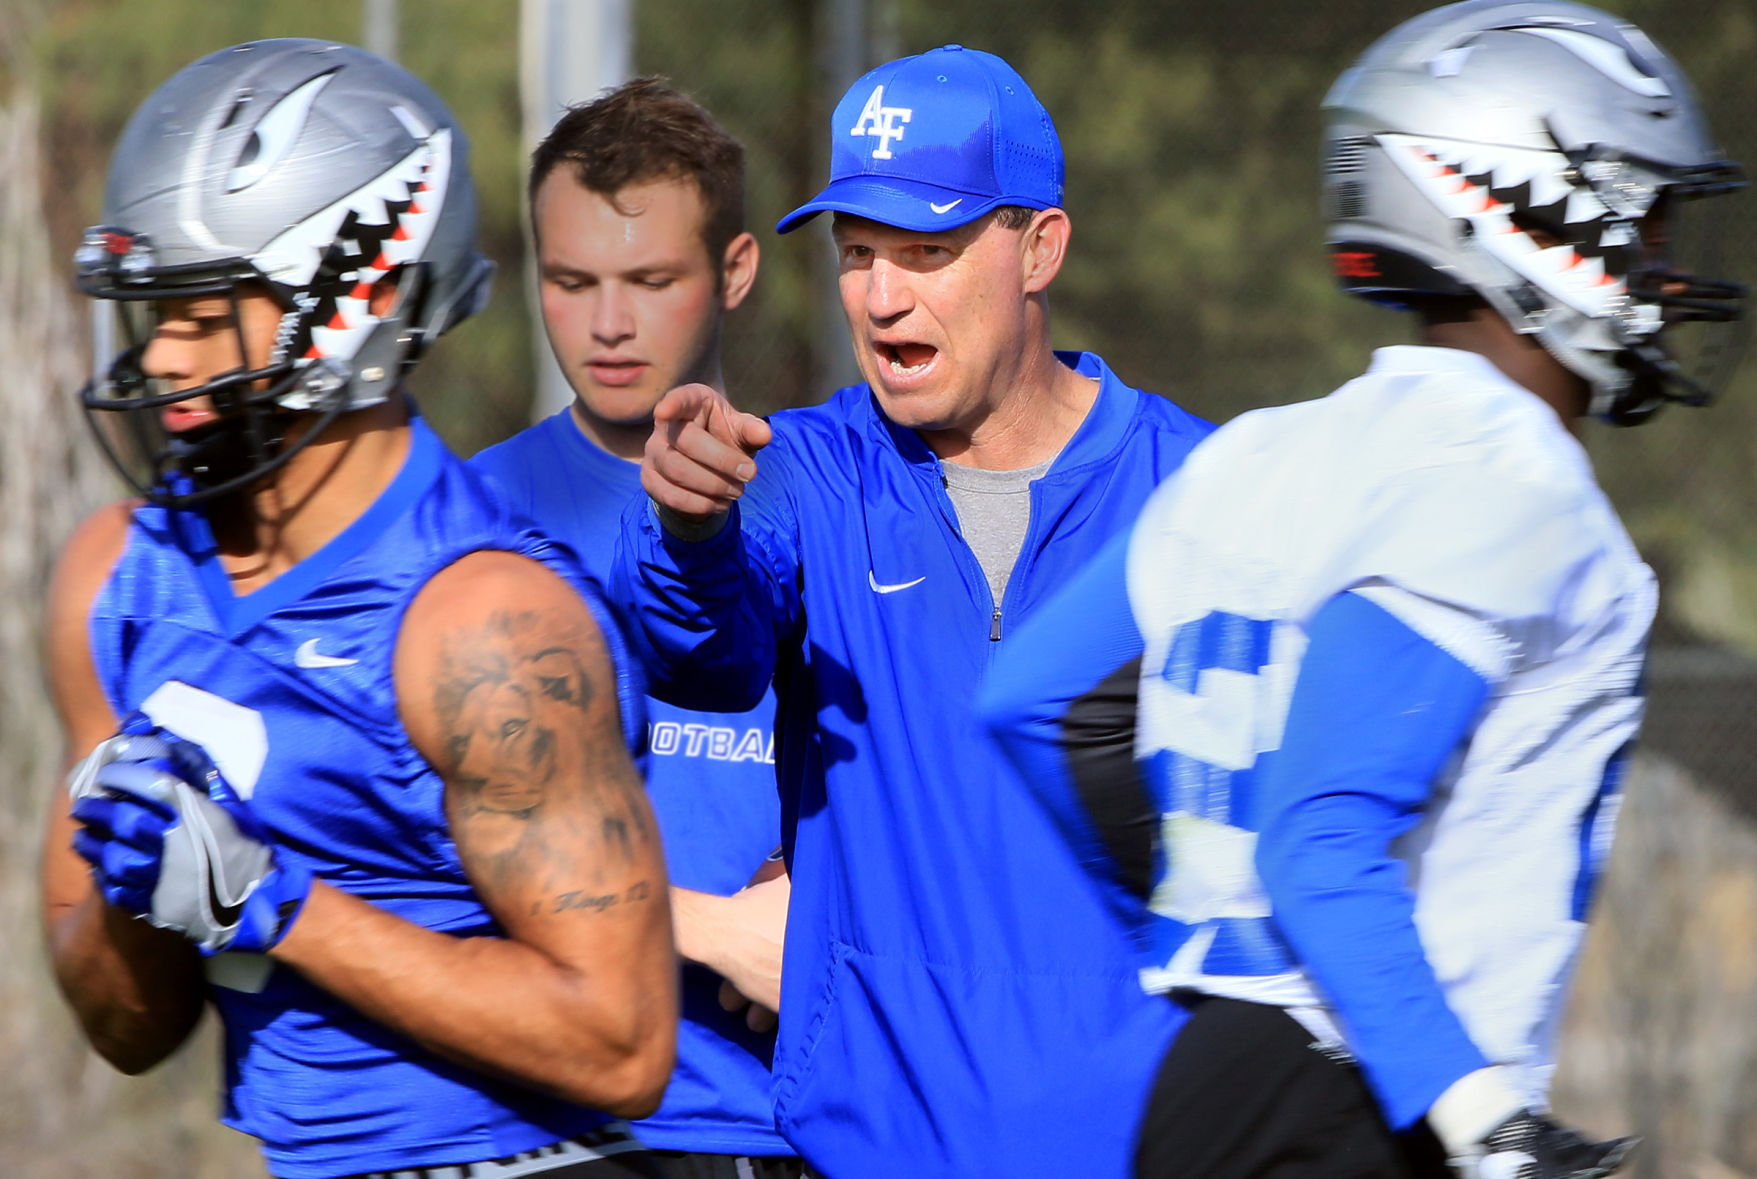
[613,352,1213,1177]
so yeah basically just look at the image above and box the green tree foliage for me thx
[634,0,822,417]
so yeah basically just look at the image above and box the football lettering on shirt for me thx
[648,720,775,764]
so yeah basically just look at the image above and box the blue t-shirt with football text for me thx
[473,408,789,1157]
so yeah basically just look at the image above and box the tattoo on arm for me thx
[533,879,656,918]
[432,608,652,886]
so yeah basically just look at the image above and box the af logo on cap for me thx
[850,85,912,160]
[776,46,1064,235]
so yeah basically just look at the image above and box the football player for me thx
[471,78,799,1179]
[983,3,1744,1175]
[40,40,676,1179]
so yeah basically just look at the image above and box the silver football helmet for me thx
[1322,1,1745,424]
[76,39,494,503]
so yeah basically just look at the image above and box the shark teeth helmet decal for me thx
[259,126,455,400]
[1321,1,1746,425]
[1381,134,1626,317]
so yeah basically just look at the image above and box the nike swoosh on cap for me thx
[869,570,928,594]
[929,198,963,214]
[295,638,359,669]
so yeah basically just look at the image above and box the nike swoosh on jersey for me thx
[294,639,359,669]
[929,198,963,214]
[868,570,928,594]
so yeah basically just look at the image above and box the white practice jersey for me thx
[1128,345,1654,1104]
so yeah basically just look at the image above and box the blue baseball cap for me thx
[775,45,1064,235]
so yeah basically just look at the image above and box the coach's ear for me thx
[1021,208,1070,296]
[720,232,759,312]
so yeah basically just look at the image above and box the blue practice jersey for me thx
[88,419,647,1179]
[473,409,789,1157]
[614,353,1213,1178]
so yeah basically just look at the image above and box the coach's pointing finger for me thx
[644,384,772,529]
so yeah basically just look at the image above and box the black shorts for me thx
[646,1150,806,1179]
[340,1127,662,1179]
[1136,996,1451,1179]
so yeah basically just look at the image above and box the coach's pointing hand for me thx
[643,383,772,532]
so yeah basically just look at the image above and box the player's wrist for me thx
[1429,1065,1528,1159]
[219,857,312,956]
[669,885,725,966]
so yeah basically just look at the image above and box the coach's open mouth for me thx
[878,341,937,378]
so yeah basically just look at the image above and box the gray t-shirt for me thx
[942,455,1054,607]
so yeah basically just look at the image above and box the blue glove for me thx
[69,715,311,955]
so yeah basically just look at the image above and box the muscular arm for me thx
[267,550,677,1115]
[40,501,209,1074]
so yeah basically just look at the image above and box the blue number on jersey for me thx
[1146,610,1276,822]
[1140,611,1299,979]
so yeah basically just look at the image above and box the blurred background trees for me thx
[3,1,1752,1175]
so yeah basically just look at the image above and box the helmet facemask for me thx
[1374,133,1744,424]
[1610,174,1748,424]
[77,240,342,505]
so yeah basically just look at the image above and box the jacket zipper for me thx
[990,478,1049,644]
[931,461,1033,644]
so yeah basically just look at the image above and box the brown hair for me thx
[529,77,746,281]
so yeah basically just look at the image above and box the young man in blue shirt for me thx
[614,46,1213,1178]
[472,79,798,1179]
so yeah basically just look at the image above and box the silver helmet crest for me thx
[76,38,494,503]
[1322,0,1745,424]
